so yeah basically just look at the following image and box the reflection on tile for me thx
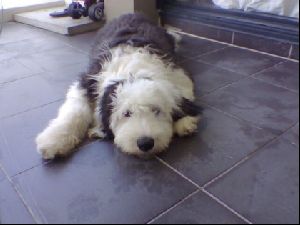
[13,142,197,224]
[0,101,62,176]
[201,78,299,135]
[254,61,299,92]
[151,191,246,224]
[208,137,299,224]
[160,107,274,186]
[198,47,282,75]
[0,179,35,224]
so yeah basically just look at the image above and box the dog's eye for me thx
[123,110,133,118]
[152,107,161,116]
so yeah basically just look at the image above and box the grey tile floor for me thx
[0,22,299,224]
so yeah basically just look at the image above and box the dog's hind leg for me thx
[36,82,93,160]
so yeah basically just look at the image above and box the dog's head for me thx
[100,78,182,157]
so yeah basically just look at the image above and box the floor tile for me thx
[181,60,244,96]
[39,63,87,97]
[58,31,97,53]
[164,17,233,43]
[151,191,246,224]
[0,179,35,224]
[0,101,62,176]
[233,32,291,58]
[177,35,227,58]
[17,46,88,72]
[290,44,299,60]
[0,37,69,59]
[0,75,64,118]
[281,123,299,147]
[201,77,299,135]
[0,48,18,62]
[160,107,275,186]
[0,22,50,45]
[13,142,197,224]
[0,169,6,183]
[198,47,283,76]
[0,58,42,84]
[253,61,299,92]
[208,137,299,224]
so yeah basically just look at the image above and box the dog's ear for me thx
[172,98,203,122]
[100,80,124,140]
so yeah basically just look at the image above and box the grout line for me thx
[146,190,200,224]
[201,189,253,224]
[0,98,64,121]
[0,164,42,224]
[202,157,250,189]
[199,101,272,132]
[194,46,229,59]
[0,73,42,86]
[198,60,287,99]
[288,45,294,58]
[251,76,299,94]
[202,121,299,189]
[155,156,201,188]
[173,29,299,63]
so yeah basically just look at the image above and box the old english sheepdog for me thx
[36,13,202,159]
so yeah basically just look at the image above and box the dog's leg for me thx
[88,109,106,139]
[36,82,93,159]
[174,116,200,137]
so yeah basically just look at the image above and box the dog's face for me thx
[106,79,179,157]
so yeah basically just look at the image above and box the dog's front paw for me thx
[174,116,200,137]
[36,133,60,160]
[36,131,79,160]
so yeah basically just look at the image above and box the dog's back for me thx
[88,13,176,75]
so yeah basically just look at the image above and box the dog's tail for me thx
[167,29,182,52]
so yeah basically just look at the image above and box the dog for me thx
[36,13,202,159]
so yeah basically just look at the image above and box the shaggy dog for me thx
[36,13,202,159]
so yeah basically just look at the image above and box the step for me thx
[14,7,105,35]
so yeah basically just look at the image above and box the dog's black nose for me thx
[137,137,154,152]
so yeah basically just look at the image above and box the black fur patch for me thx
[172,98,203,122]
[79,73,98,101]
[100,80,125,140]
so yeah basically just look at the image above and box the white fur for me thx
[174,116,200,137]
[36,82,93,159]
[36,45,199,159]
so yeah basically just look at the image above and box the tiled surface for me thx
[233,32,291,58]
[198,47,282,76]
[0,75,63,118]
[201,78,299,135]
[13,142,197,224]
[151,191,246,224]
[291,44,299,60]
[0,175,35,224]
[253,61,299,92]
[0,23,299,224]
[160,107,275,186]
[0,101,62,176]
[182,59,244,96]
[208,137,299,224]
[177,35,226,59]
[164,17,233,43]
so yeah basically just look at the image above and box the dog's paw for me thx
[174,116,200,137]
[88,127,106,139]
[36,133,59,160]
[36,131,79,160]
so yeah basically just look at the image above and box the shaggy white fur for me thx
[36,82,93,159]
[36,45,199,159]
